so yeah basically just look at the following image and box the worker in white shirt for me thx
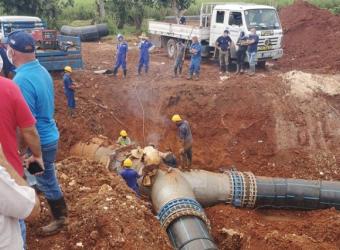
[0,144,40,250]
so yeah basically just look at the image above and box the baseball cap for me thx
[7,30,35,53]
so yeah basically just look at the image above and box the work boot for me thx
[187,74,193,80]
[194,74,199,81]
[174,68,178,77]
[113,67,118,77]
[123,69,127,78]
[235,65,240,74]
[40,197,68,236]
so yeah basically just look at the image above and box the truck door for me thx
[227,11,244,59]
[209,9,229,46]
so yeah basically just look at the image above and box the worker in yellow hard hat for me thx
[171,114,193,168]
[116,130,131,146]
[63,65,77,117]
[120,158,141,196]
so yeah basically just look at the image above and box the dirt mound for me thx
[206,205,340,249]
[276,1,340,73]
[27,158,171,250]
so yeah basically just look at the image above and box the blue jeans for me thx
[138,56,149,73]
[65,91,76,109]
[19,219,26,249]
[114,57,127,71]
[247,51,257,72]
[36,140,63,201]
[189,59,201,76]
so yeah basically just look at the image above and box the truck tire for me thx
[167,39,177,59]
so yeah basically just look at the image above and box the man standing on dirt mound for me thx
[7,31,68,236]
[138,33,155,75]
[187,36,201,81]
[171,114,193,168]
[113,34,128,78]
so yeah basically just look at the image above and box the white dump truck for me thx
[148,3,283,66]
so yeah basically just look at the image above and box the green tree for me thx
[157,0,195,23]
[105,0,130,29]
[0,0,73,27]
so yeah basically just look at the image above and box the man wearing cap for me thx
[0,55,43,248]
[215,30,232,74]
[113,34,128,78]
[7,30,68,236]
[138,33,155,75]
[171,114,193,168]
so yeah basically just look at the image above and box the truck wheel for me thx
[167,39,176,59]
[257,61,266,68]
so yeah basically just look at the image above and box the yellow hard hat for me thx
[120,130,128,137]
[123,158,133,168]
[171,114,182,122]
[64,66,72,73]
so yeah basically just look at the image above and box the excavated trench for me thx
[69,139,340,250]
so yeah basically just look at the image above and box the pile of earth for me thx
[277,0,340,73]
[27,158,171,250]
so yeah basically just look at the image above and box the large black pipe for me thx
[255,177,340,210]
[60,24,109,42]
[167,216,217,250]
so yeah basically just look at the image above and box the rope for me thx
[134,81,146,146]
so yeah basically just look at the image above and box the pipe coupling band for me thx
[157,198,210,230]
[227,171,257,208]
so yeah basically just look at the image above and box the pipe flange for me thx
[161,208,210,230]
[157,198,210,231]
[225,171,234,204]
[245,172,257,208]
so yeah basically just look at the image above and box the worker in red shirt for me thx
[0,62,42,249]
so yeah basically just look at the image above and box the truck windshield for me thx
[244,9,281,30]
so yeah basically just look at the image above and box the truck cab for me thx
[0,16,45,37]
[209,3,283,63]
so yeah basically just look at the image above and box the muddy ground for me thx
[27,2,340,250]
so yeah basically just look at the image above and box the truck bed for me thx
[148,20,210,41]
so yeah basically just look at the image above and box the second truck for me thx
[148,3,283,66]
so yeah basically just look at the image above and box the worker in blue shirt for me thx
[113,34,128,78]
[215,30,232,74]
[138,33,155,75]
[8,30,67,236]
[187,36,201,81]
[63,66,77,117]
[120,158,141,196]
[247,28,259,75]
[171,114,193,168]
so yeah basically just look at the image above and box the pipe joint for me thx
[227,171,257,208]
[157,198,210,230]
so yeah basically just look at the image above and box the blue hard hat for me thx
[7,30,35,53]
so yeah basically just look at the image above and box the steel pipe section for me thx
[152,170,217,250]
